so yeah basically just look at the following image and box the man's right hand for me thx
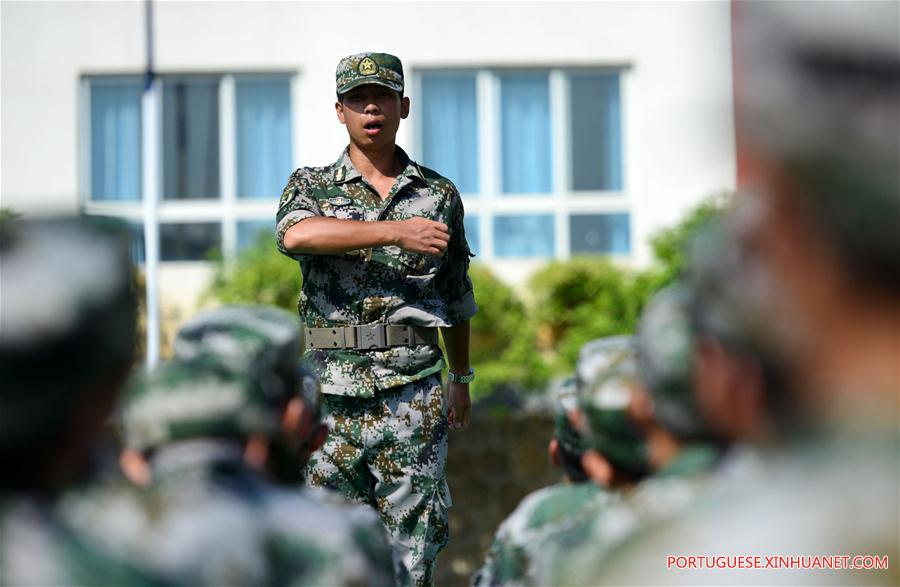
[393,217,449,257]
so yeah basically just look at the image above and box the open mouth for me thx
[363,120,384,136]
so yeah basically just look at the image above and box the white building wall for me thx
[2,0,735,293]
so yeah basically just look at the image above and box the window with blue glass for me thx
[236,79,293,199]
[86,74,294,261]
[463,214,480,258]
[500,72,552,195]
[570,73,622,192]
[420,72,479,195]
[493,215,555,258]
[162,77,220,200]
[570,213,630,255]
[237,219,274,251]
[160,223,221,261]
[90,80,142,201]
[416,67,628,261]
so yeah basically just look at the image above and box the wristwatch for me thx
[447,368,475,384]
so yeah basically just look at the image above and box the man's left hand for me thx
[447,382,471,430]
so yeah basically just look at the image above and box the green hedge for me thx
[467,264,551,398]
[206,231,300,311]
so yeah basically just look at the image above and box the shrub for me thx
[205,230,300,311]
[467,264,551,397]
[529,257,647,371]
[649,193,730,287]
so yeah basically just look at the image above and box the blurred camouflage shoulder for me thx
[472,482,614,586]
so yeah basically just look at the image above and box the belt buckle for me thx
[355,324,386,350]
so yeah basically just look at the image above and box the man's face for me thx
[335,84,410,149]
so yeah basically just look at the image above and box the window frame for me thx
[411,66,633,262]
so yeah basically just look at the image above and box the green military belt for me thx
[304,324,439,350]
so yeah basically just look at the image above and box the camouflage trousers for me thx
[304,374,451,587]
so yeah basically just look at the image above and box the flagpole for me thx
[141,0,161,369]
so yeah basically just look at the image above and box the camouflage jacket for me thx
[56,440,397,587]
[471,482,615,587]
[542,443,722,586]
[276,147,477,397]
[0,493,166,586]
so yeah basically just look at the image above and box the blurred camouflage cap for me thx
[637,284,710,440]
[576,350,649,476]
[575,336,634,392]
[122,358,281,452]
[336,52,404,96]
[553,376,589,456]
[685,221,759,348]
[0,216,136,449]
[173,305,322,426]
[736,1,900,290]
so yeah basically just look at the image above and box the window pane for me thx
[500,73,552,195]
[163,78,220,199]
[463,214,480,258]
[493,214,554,258]
[237,219,273,251]
[160,223,221,261]
[90,80,142,201]
[421,72,479,195]
[236,79,293,199]
[570,213,630,254]
[570,73,622,191]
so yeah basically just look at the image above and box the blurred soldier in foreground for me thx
[545,278,768,585]
[470,336,630,586]
[65,355,397,586]
[0,217,159,584]
[171,305,328,483]
[595,2,899,584]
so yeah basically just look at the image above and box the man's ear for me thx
[119,448,151,487]
[548,437,561,467]
[400,96,410,119]
[581,450,614,488]
[310,423,329,453]
[335,101,346,124]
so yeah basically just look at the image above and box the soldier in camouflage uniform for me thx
[593,4,899,584]
[65,355,398,586]
[0,217,164,585]
[276,51,477,586]
[470,337,635,586]
[542,284,735,585]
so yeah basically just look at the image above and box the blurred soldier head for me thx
[121,358,282,463]
[173,305,325,459]
[0,216,137,491]
[548,376,591,483]
[685,222,786,444]
[733,0,899,427]
[575,347,650,487]
[636,284,712,442]
[121,306,327,485]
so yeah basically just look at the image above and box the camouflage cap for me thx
[685,220,768,352]
[122,358,282,452]
[336,52,404,96]
[173,305,323,427]
[0,216,136,450]
[574,336,634,392]
[576,351,650,476]
[174,305,300,401]
[553,376,589,456]
[636,284,711,440]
